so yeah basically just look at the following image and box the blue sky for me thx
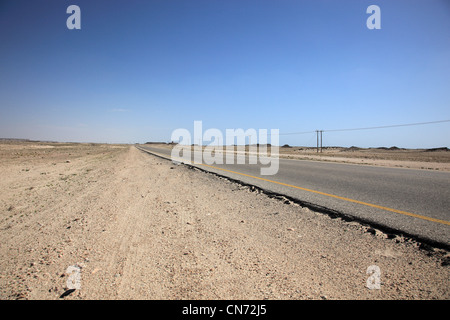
[0,0,449,147]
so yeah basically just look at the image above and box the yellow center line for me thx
[140,147,450,226]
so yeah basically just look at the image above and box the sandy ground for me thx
[0,141,449,300]
[279,147,450,171]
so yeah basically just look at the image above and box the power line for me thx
[279,119,450,135]
[323,119,450,133]
[279,130,316,136]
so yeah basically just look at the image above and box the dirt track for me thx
[0,142,448,299]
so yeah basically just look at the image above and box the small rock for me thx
[91,268,102,274]
[287,228,295,231]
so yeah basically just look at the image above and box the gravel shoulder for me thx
[0,142,448,299]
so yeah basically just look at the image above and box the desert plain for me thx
[0,140,449,299]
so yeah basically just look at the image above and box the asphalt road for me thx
[137,145,450,248]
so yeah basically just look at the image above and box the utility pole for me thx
[320,130,323,153]
[316,130,319,153]
[316,130,323,153]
